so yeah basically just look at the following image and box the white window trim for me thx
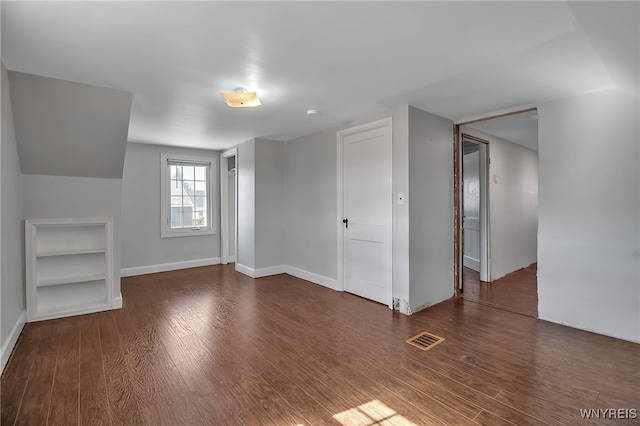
[161,152,217,238]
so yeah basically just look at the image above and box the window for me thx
[161,153,216,238]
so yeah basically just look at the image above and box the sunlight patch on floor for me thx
[332,400,418,426]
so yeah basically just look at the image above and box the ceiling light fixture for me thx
[220,87,262,108]
[306,109,320,116]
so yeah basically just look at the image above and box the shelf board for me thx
[36,274,106,287]
[33,301,110,322]
[36,248,106,257]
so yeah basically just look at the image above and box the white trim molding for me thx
[160,152,217,238]
[220,148,237,265]
[121,257,221,277]
[113,293,123,309]
[235,264,286,278]
[1,310,26,374]
[284,266,340,292]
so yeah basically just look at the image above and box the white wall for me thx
[408,106,455,312]
[462,126,539,280]
[538,88,639,343]
[121,142,221,274]
[1,63,26,372]
[22,175,123,305]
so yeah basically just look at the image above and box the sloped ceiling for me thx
[1,1,637,150]
[466,111,539,152]
[8,72,132,178]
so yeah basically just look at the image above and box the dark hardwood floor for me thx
[2,264,639,425]
[462,265,538,318]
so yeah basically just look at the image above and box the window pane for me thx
[194,166,206,181]
[170,165,180,180]
[183,166,195,180]
[182,210,194,227]
[166,158,211,231]
[170,181,183,196]
[193,196,207,210]
[193,210,207,226]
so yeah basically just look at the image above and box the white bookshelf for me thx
[26,218,114,322]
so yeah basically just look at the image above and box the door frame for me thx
[453,107,536,296]
[336,117,393,306]
[220,148,237,265]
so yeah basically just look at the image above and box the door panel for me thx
[342,123,392,305]
[463,151,481,271]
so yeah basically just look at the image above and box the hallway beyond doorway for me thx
[462,264,538,317]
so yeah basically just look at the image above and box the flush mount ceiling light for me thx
[219,87,262,108]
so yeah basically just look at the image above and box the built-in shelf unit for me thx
[26,218,114,322]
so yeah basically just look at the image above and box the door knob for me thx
[342,218,348,228]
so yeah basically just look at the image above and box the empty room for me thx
[1,2,639,425]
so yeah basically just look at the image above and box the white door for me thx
[463,150,481,272]
[339,119,392,305]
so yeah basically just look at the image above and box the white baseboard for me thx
[255,265,286,278]
[284,266,341,291]
[229,255,236,262]
[235,263,286,278]
[235,263,254,277]
[113,293,123,309]
[121,257,221,277]
[463,255,480,272]
[538,315,640,345]
[1,310,26,374]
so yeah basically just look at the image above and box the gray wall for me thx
[538,88,639,343]
[121,142,221,270]
[284,127,339,279]
[283,106,413,311]
[255,139,285,269]
[1,63,25,369]
[228,168,236,258]
[237,139,256,269]
[7,71,131,178]
[22,175,123,302]
[408,106,455,312]
[462,126,539,280]
[235,138,285,272]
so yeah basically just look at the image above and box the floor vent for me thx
[406,332,445,351]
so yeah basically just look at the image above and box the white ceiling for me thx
[2,1,638,150]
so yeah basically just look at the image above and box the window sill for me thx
[161,228,216,238]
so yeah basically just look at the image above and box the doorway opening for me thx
[454,108,539,317]
[221,148,237,265]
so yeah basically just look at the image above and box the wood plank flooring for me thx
[462,265,538,318]
[2,264,639,425]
